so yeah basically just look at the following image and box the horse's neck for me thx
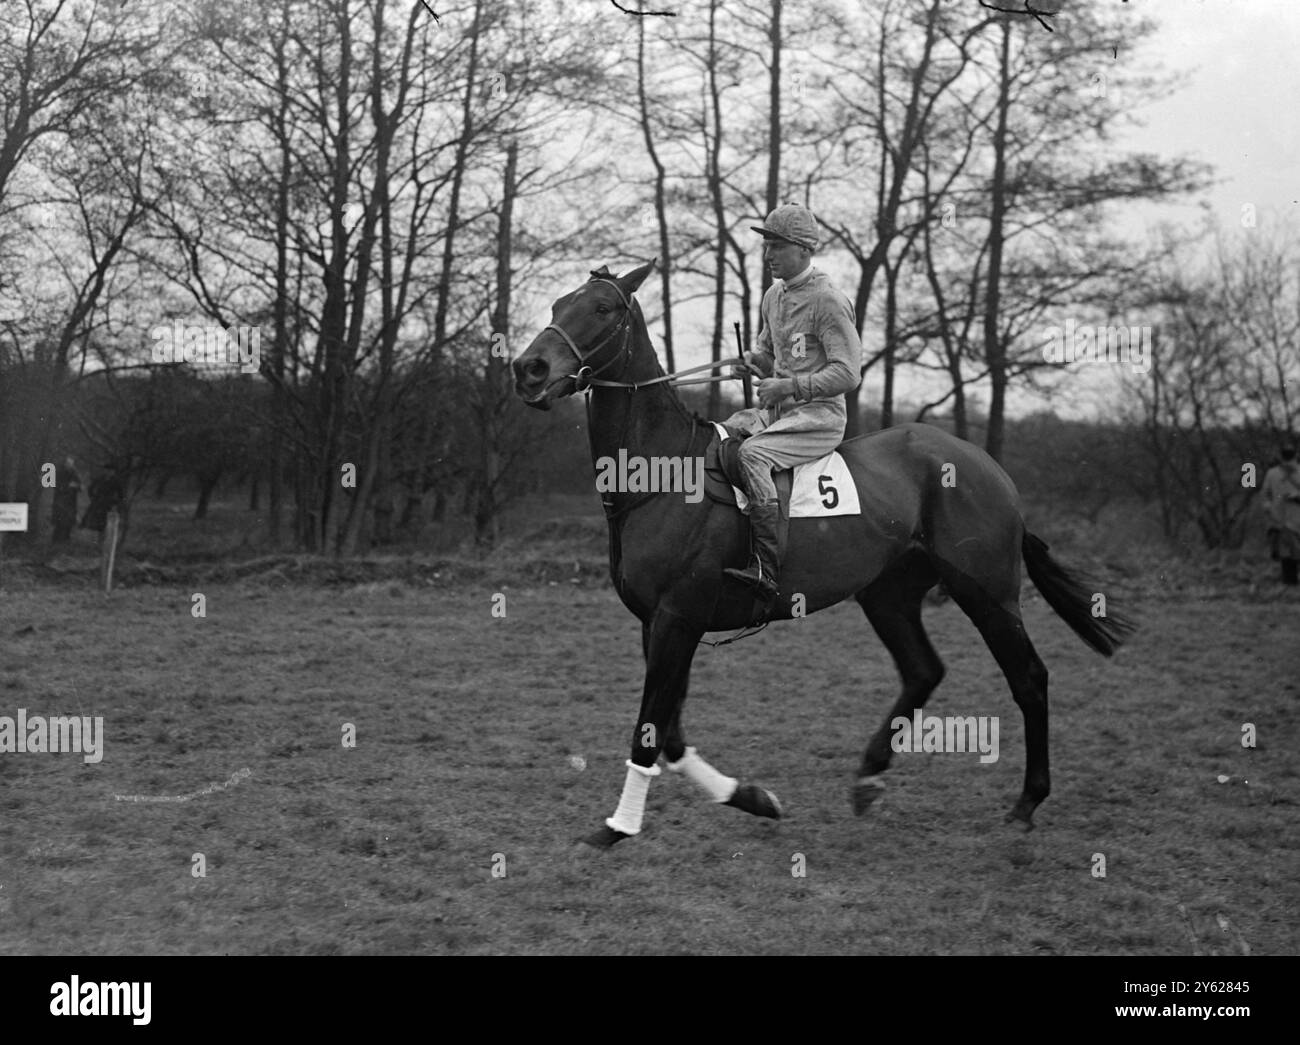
[587,318,698,485]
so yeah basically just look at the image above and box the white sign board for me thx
[0,503,29,531]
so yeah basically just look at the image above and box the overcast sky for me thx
[1023,0,1300,418]
[1123,0,1298,230]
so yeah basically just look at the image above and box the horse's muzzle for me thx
[513,355,554,409]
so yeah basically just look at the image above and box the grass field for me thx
[1,530,1297,954]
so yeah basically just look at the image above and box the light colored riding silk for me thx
[723,265,862,504]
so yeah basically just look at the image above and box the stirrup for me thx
[724,560,779,598]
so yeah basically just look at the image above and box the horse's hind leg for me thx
[853,552,945,814]
[938,565,1050,828]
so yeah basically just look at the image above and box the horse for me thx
[512,259,1135,849]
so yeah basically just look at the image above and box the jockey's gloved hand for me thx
[756,377,793,409]
[737,353,771,378]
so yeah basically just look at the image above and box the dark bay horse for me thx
[512,259,1134,848]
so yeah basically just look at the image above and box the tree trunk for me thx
[706,0,726,421]
[475,139,518,548]
[637,3,674,371]
[268,0,293,549]
[194,470,221,520]
[982,19,1013,463]
[337,1,407,558]
[762,0,782,303]
[432,0,483,353]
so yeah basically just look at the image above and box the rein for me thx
[544,277,745,394]
[588,356,747,391]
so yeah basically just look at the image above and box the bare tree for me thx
[0,1,164,542]
[636,0,676,370]
[819,0,989,436]
[1122,226,1300,547]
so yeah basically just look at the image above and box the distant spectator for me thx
[51,456,82,544]
[80,469,125,535]
[1262,443,1300,586]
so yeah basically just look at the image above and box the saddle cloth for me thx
[706,422,861,517]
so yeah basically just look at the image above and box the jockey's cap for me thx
[751,203,819,251]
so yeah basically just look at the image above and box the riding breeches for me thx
[721,400,846,507]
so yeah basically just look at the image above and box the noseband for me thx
[542,278,633,393]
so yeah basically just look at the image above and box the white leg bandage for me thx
[606,760,662,835]
[666,746,738,803]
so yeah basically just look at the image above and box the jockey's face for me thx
[763,238,811,281]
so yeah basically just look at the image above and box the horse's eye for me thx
[595,305,610,315]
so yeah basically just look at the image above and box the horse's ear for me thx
[588,265,613,280]
[617,258,657,296]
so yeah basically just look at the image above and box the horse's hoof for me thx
[579,825,631,849]
[1003,809,1035,832]
[852,776,886,816]
[725,784,782,819]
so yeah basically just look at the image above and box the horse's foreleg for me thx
[659,660,781,821]
[661,690,733,798]
[665,747,782,819]
[629,610,701,771]
[585,610,701,847]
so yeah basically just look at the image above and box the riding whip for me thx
[734,321,752,409]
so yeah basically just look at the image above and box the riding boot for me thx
[724,500,781,599]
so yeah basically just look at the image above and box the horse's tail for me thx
[1022,532,1136,656]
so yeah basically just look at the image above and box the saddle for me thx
[703,424,793,562]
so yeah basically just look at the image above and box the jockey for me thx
[722,202,863,599]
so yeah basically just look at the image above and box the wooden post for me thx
[101,509,121,595]
[0,503,29,589]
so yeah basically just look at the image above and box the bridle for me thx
[540,277,636,395]
[528,277,743,402]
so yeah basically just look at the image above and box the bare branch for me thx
[609,1,677,17]
[977,1,1057,33]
